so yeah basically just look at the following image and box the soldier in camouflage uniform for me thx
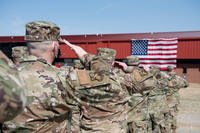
[3,21,71,133]
[165,66,188,133]
[148,66,171,133]
[122,56,154,133]
[12,46,29,65]
[0,52,27,123]
[60,39,131,132]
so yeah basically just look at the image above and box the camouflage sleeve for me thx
[79,53,95,68]
[124,66,134,73]
[120,73,145,94]
[57,66,80,107]
[0,60,26,123]
[176,75,189,88]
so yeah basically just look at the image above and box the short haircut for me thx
[26,41,53,52]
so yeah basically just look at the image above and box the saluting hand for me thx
[114,61,128,71]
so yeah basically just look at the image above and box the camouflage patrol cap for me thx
[97,48,116,63]
[149,65,160,75]
[167,65,174,71]
[73,60,84,69]
[0,59,26,122]
[90,56,111,76]
[25,21,60,42]
[125,56,139,66]
[12,46,29,58]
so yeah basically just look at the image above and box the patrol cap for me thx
[125,56,139,66]
[25,21,60,42]
[97,48,116,63]
[167,65,174,71]
[90,56,111,75]
[149,65,160,75]
[12,46,29,58]
[73,60,84,69]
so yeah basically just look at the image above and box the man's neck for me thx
[31,53,54,64]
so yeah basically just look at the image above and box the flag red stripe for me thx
[148,48,177,51]
[148,53,176,55]
[148,44,177,46]
[139,58,176,60]
[140,62,176,65]
[160,68,168,71]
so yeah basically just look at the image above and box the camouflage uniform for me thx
[165,66,188,132]
[79,48,116,70]
[148,66,170,133]
[12,46,29,65]
[61,48,130,132]
[123,56,153,133]
[0,56,26,123]
[3,21,70,133]
[96,48,116,65]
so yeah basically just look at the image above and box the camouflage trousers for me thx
[165,105,179,131]
[79,104,129,133]
[166,92,180,131]
[3,119,70,133]
[80,113,128,133]
[71,108,81,133]
[3,107,71,133]
[148,95,170,133]
[127,108,151,133]
[127,94,151,133]
[80,119,128,133]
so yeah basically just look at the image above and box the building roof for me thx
[0,31,200,43]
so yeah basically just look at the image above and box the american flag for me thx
[131,38,178,70]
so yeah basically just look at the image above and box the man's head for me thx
[25,21,60,42]
[12,46,29,64]
[73,60,84,69]
[167,65,174,72]
[25,21,60,63]
[96,48,116,65]
[90,56,111,80]
[149,65,160,76]
[125,56,139,66]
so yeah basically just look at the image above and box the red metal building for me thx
[0,31,200,83]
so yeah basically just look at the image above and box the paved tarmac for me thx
[177,83,200,133]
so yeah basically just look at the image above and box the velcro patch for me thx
[77,69,90,85]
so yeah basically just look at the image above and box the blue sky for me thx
[0,0,200,36]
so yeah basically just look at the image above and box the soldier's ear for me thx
[52,41,60,58]
[52,41,59,49]
[50,42,56,51]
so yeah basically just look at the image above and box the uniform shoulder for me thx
[0,60,26,122]
[19,55,55,71]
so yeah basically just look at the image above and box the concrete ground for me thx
[177,83,200,133]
